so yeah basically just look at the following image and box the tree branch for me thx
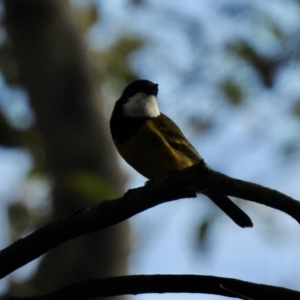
[0,161,299,279]
[5,274,300,300]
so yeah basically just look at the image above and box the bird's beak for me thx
[153,83,159,95]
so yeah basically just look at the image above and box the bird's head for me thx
[117,80,160,118]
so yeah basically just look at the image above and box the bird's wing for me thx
[153,113,202,163]
[153,114,253,228]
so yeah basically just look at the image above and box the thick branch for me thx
[5,274,300,300]
[0,161,300,278]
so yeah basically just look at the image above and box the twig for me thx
[5,274,300,300]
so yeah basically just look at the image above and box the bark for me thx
[3,0,129,298]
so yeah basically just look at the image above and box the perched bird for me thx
[110,80,252,228]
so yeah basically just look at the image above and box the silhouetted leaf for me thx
[293,99,300,118]
[65,171,117,203]
[227,41,281,88]
[221,78,244,105]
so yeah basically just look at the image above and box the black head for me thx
[111,80,160,143]
[122,80,159,99]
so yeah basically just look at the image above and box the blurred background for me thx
[1,0,300,299]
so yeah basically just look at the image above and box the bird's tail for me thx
[201,190,253,228]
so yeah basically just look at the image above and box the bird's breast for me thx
[114,119,196,180]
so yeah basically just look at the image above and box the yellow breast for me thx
[114,119,196,180]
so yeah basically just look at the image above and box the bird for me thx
[110,79,252,228]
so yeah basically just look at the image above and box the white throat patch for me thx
[123,93,160,118]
